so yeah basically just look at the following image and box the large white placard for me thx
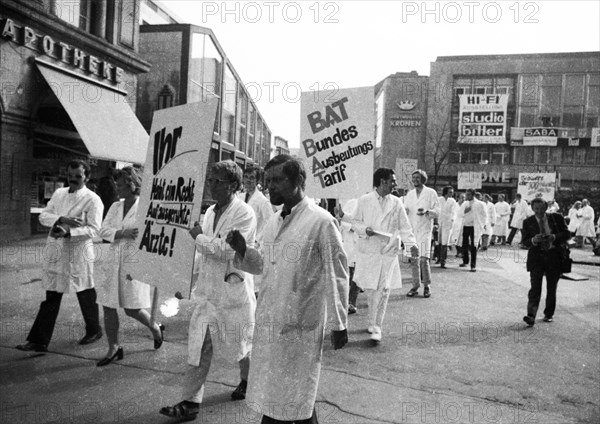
[300,87,375,198]
[128,100,218,297]
[458,94,508,144]
[457,171,483,189]
[395,158,418,191]
[517,172,556,201]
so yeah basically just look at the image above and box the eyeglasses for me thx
[207,178,231,185]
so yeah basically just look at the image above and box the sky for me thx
[158,0,600,149]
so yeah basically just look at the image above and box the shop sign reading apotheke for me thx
[1,17,123,84]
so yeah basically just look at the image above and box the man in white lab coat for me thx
[227,155,348,423]
[459,189,488,272]
[17,160,104,352]
[404,170,440,298]
[492,194,511,245]
[239,164,274,296]
[345,168,418,343]
[576,199,596,247]
[507,194,529,245]
[481,194,497,250]
[160,160,257,421]
[438,186,457,269]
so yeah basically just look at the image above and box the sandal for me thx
[159,401,199,421]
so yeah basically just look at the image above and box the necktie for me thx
[281,208,290,220]
[244,192,250,203]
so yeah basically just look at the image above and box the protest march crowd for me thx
[14,156,599,423]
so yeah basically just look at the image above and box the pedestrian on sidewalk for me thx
[576,199,596,248]
[95,166,164,367]
[16,160,104,353]
[404,170,440,297]
[348,168,418,343]
[227,154,348,423]
[567,201,582,238]
[522,197,570,326]
[481,194,496,250]
[451,192,466,257]
[507,194,529,245]
[458,189,487,272]
[160,161,257,421]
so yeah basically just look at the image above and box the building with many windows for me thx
[1,0,150,240]
[274,136,290,157]
[136,23,273,206]
[424,52,599,204]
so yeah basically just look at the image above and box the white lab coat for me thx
[510,199,529,229]
[450,200,465,246]
[235,197,348,421]
[403,186,440,258]
[97,199,152,309]
[39,187,103,293]
[576,205,595,237]
[438,196,457,245]
[350,191,417,290]
[339,199,358,266]
[567,207,581,233]
[493,201,510,237]
[459,199,487,245]
[238,190,274,293]
[188,197,257,366]
[484,201,497,237]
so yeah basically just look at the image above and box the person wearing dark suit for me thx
[521,197,570,326]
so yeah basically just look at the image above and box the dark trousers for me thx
[527,254,561,319]
[440,245,448,265]
[262,409,318,424]
[462,226,477,268]
[348,266,359,306]
[507,227,519,244]
[27,289,101,346]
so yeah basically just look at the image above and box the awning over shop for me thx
[36,61,148,164]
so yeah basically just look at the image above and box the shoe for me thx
[523,316,535,327]
[348,305,357,315]
[79,332,103,345]
[160,401,199,421]
[470,268,476,272]
[16,342,47,352]
[406,288,418,297]
[459,263,468,268]
[423,287,431,298]
[367,326,374,334]
[154,324,165,350]
[231,379,247,400]
[96,347,124,367]
[440,264,447,269]
[543,316,553,322]
[370,326,382,344]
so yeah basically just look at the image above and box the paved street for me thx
[1,237,598,424]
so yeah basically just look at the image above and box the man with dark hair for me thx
[226,154,348,423]
[17,160,104,352]
[343,168,418,343]
[160,160,257,420]
[458,189,487,272]
[521,197,570,326]
[240,164,274,296]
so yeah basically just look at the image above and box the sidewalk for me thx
[1,240,599,423]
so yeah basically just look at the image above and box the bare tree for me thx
[424,112,453,190]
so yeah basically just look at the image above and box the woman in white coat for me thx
[576,199,596,246]
[567,201,582,236]
[96,167,164,366]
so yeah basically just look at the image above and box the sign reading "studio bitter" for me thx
[458,94,508,144]
[300,87,374,198]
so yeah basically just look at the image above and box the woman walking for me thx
[96,166,164,366]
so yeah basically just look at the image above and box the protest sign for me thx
[395,158,418,192]
[457,171,482,189]
[127,99,218,298]
[300,87,375,198]
[517,172,556,201]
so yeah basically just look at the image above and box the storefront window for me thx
[236,90,248,153]
[540,85,561,124]
[514,147,534,164]
[519,106,538,127]
[562,106,584,128]
[247,104,256,157]
[562,147,575,164]
[221,65,237,146]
